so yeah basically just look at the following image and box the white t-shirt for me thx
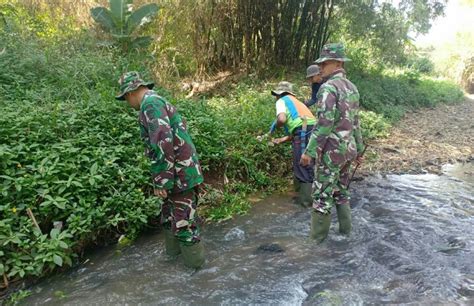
[275,99,286,116]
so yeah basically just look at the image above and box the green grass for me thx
[351,69,464,122]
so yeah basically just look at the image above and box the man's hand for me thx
[355,155,364,166]
[154,188,168,198]
[271,136,290,145]
[300,153,312,166]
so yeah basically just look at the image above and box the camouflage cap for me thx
[314,43,351,64]
[306,65,320,78]
[271,81,295,96]
[116,71,154,100]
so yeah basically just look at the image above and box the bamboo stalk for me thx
[26,208,42,233]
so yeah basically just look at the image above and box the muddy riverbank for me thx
[360,96,474,176]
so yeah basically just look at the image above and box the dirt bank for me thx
[360,95,474,175]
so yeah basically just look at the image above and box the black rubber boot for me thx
[336,204,352,235]
[180,241,205,269]
[164,228,181,256]
[299,183,313,208]
[310,210,331,243]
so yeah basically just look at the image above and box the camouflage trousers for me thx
[312,153,352,214]
[161,187,201,244]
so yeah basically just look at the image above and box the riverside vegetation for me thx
[0,0,464,301]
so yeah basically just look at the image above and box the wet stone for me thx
[223,227,246,241]
[255,243,285,254]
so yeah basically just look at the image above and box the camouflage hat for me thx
[271,81,295,96]
[306,65,320,78]
[314,43,351,64]
[116,71,154,100]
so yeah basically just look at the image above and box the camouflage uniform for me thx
[117,72,204,243]
[305,44,364,215]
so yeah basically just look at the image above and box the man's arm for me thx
[276,112,287,127]
[142,101,175,191]
[269,99,288,133]
[304,83,322,107]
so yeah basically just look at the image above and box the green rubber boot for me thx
[299,183,313,208]
[180,241,205,269]
[164,228,181,256]
[293,177,301,193]
[336,204,352,235]
[292,177,301,205]
[310,210,331,243]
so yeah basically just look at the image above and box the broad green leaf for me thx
[71,181,83,187]
[126,3,159,34]
[90,162,98,175]
[58,241,68,249]
[50,228,60,240]
[7,269,18,277]
[53,200,66,210]
[109,0,128,34]
[64,256,72,266]
[90,7,115,32]
[53,254,63,267]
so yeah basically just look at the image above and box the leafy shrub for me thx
[0,32,160,283]
[360,111,391,139]
[408,56,435,74]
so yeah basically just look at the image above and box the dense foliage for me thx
[0,32,291,285]
[0,34,158,281]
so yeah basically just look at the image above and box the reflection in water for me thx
[25,163,474,305]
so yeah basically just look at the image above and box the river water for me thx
[24,163,474,305]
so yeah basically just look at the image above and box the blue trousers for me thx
[292,126,315,184]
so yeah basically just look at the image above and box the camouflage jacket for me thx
[305,69,364,165]
[139,91,204,193]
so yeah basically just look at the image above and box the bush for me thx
[360,111,391,139]
[0,33,162,281]
[0,32,290,284]
[408,56,435,74]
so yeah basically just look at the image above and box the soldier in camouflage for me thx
[300,43,365,243]
[116,71,205,268]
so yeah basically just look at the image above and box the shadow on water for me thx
[24,163,474,305]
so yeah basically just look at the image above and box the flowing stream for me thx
[24,163,474,305]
